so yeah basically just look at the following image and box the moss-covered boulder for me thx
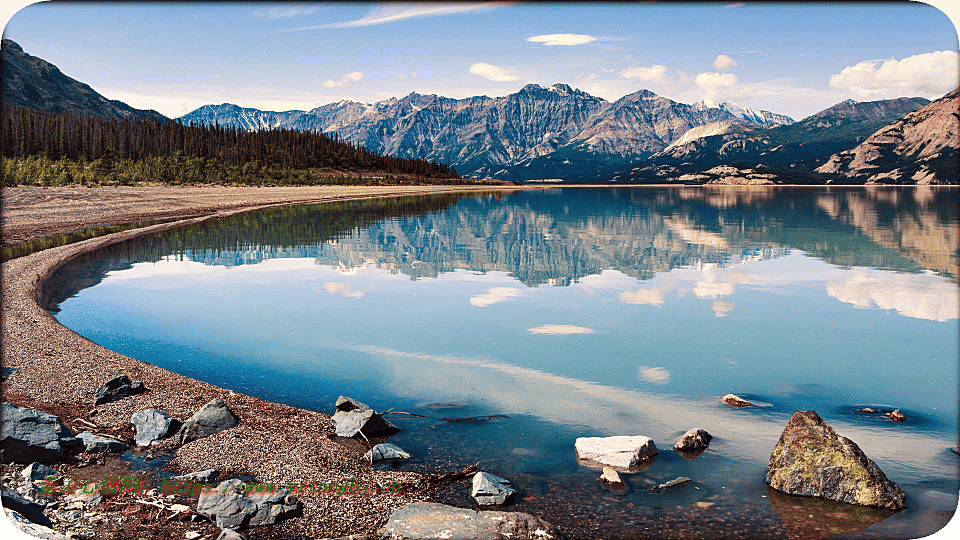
[766,411,905,510]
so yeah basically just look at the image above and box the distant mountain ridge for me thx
[1,39,167,122]
[180,84,795,179]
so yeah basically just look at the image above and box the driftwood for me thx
[426,463,481,488]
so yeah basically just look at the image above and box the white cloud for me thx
[637,366,671,384]
[528,324,594,335]
[712,299,735,318]
[470,287,522,307]
[829,51,960,99]
[619,288,665,306]
[826,270,959,322]
[713,54,738,71]
[620,64,668,83]
[469,62,521,82]
[323,281,364,299]
[695,71,740,101]
[293,3,501,30]
[526,33,598,47]
[321,71,363,88]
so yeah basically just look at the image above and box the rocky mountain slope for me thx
[181,85,793,179]
[1,39,167,122]
[816,88,959,184]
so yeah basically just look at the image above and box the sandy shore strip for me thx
[1,184,532,539]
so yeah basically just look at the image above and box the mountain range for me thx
[3,38,956,185]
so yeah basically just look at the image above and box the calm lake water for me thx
[45,187,959,539]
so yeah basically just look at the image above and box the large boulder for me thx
[20,463,59,482]
[674,428,712,452]
[177,399,239,445]
[330,396,400,438]
[575,435,658,470]
[93,375,146,405]
[766,411,906,510]
[1,402,83,464]
[471,472,516,506]
[381,502,556,540]
[76,432,128,453]
[131,409,181,446]
[1,485,52,526]
[197,479,302,529]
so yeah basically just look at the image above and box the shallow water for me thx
[45,187,959,538]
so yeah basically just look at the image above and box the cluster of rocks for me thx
[859,407,907,423]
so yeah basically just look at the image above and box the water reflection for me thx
[767,487,897,540]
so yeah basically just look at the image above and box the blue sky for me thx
[2,2,959,120]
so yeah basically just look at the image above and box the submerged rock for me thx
[77,432,128,453]
[598,466,623,486]
[1,402,83,464]
[575,435,658,469]
[471,471,516,506]
[674,428,712,452]
[766,410,905,510]
[197,479,302,529]
[131,408,181,446]
[648,477,691,493]
[721,394,754,408]
[364,443,411,463]
[177,398,239,445]
[381,502,556,540]
[330,396,400,438]
[93,375,146,405]
[767,485,898,540]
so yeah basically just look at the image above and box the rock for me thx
[76,431,128,453]
[859,408,877,414]
[598,467,623,486]
[177,399,239,445]
[1,402,83,463]
[364,443,411,462]
[93,375,146,405]
[471,472,516,506]
[884,409,906,422]
[674,428,712,452]
[131,408,182,446]
[1,485,52,526]
[648,477,691,493]
[21,462,60,482]
[330,396,400,438]
[381,502,556,540]
[3,509,67,540]
[1,366,16,382]
[172,469,220,483]
[575,435,658,469]
[197,479,302,529]
[952,447,959,456]
[766,410,905,510]
[767,485,897,540]
[215,530,246,540]
[67,481,103,507]
[721,394,753,407]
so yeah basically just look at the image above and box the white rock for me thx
[575,435,658,469]
[598,467,623,485]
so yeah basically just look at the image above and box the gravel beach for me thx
[1,184,528,539]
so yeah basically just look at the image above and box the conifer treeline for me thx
[1,105,462,185]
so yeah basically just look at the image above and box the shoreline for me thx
[0,184,534,539]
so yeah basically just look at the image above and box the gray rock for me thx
[1,485,52,526]
[3,509,67,540]
[77,432,128,453]
[766,410,906,510]
[721,393,754,407]
[197,479,302,529]
[93,375,146,405]
[471,472,516,506]
[330,396,400,438]
[381,502,556,540]
[172,469,220,483]
[177,399,239,445]
[1,402,83,464]
[131,408,181,446]
[215,530,246,540]
[364,443,411,462]
[1,366,17,382]
[21,462,60,482]
[674,428,712,452]
[575,435,658,470]
[598,467,624,486]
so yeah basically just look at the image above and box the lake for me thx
[44,186,959,539]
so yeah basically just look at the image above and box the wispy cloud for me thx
[528,324,594,335]
[320,71,364,88]
[526,33,598,46]
[470,286,523,307]
[619,288,665,306]
[254,5,321,19]
[323,281,364,298]
[469,62,521,82]
[637,366,671,384]
[289,2,504,30]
